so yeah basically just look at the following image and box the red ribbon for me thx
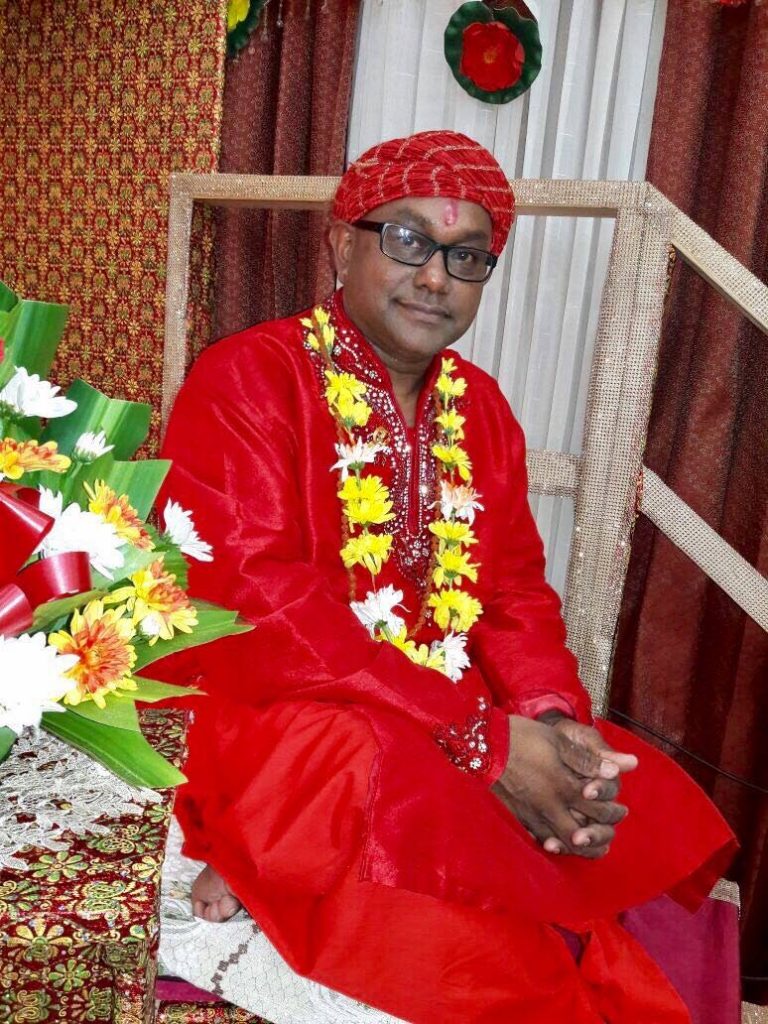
[0,484,91,637]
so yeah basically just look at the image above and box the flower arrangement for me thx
[444,1,542,105]
[0,281,250,788]
[303,306,484,684]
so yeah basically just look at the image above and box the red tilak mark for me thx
[443,199,459,226]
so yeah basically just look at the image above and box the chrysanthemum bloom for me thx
[341,533,393,575]
[49,600,138,708]
[108,558,198,645]
[162,500,213,562]
[432,443,473,482]
[0,367,77,419]
[0,438,71,480]
[428,588,483,632]
[83,480,154,550]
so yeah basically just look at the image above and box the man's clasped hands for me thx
[492,715,638,859]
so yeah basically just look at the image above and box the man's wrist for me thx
[536,709,569,726]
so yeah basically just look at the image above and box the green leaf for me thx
[72,456,170,519]
[133,607,252,670]
[0,292,69,379]
[132,677,202,703]
[41,709,186,788]
[66,694,142,731]
[32,589,107,631]
[0,280,18,312]
[0,727,17,765]
[88,545,159,591]
[41,379,151,460]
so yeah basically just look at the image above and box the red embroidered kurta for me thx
[159,292,735,1023]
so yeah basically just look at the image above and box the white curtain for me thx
[347,0,667,594]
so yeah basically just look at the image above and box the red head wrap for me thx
[332,130,515,256]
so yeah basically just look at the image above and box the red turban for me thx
[332,130,515,256]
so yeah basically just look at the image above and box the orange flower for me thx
[0,438,71,480]
[83,480,154,549]
[108,558,197,645]
[49,600,137,708]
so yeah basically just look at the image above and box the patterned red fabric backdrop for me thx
[0,0,228,452]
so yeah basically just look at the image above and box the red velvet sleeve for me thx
[469,391,593,725]
[159,340,510,773]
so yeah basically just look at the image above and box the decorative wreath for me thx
[227,0,269,57]
[444,1,542,105]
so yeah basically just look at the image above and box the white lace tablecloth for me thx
[159,817,406,1024]
[0,729,161,870]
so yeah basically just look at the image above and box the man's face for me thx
[328,196,494,372]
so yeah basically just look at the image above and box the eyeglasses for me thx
[353,220,497,283]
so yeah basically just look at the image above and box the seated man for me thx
[161,131,735,1023]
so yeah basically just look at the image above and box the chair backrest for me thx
[162,175,768,714]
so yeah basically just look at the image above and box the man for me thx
[161,131,735,1022]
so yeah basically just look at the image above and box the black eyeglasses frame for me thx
[352,219,498,284]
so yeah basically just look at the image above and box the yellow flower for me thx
[436,372,467,399]
[305,331,320,351]
[49,601,137,709]
[324,371,371,426]
[428,520,477,548]
[227,0,250,31]
[107,558,197,645]
[325,371,366,406]
[339,475,395,526]
[432,443,472,481]
[0,438,70,480]
[336,391,372,428]
[389,629,446,672]
[84,480,154,550]
[441,357,457,375]
[341,533,393,575]
[428,588,483,632]
[433,548,479,587]
[436,409,466,440]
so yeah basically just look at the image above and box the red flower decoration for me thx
[460,21,525,93]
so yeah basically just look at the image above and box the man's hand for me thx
[492,715,629,859]
[536,714,637,855]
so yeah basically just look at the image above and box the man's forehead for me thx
[366,196,493,240]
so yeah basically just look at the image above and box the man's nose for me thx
[413,249,450,292]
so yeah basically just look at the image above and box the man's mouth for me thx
[396,300,450,321]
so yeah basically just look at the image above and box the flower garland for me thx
[303,306,485,683]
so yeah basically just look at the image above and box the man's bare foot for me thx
[191,864,242,923]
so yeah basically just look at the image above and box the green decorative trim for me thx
[444,1,542,105]
[227,0,269,58]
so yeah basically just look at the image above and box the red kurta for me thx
[159,292,736,1023]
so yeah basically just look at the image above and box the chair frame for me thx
[162,175,768,714]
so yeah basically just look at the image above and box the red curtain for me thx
[213,0,361,339]
[611,0,768,1002]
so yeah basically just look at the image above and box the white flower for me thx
[36,487,126,579]
[431,632,471,683]
[162,500,213,562]
[139,613,164,639]
[351,585,406,637]
[331,439,388,481]
[0,367,77,419]
[435,481,485,524]
[73,430,114,462]
[0,632,79,735]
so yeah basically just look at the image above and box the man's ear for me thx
[328,219,354,284]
